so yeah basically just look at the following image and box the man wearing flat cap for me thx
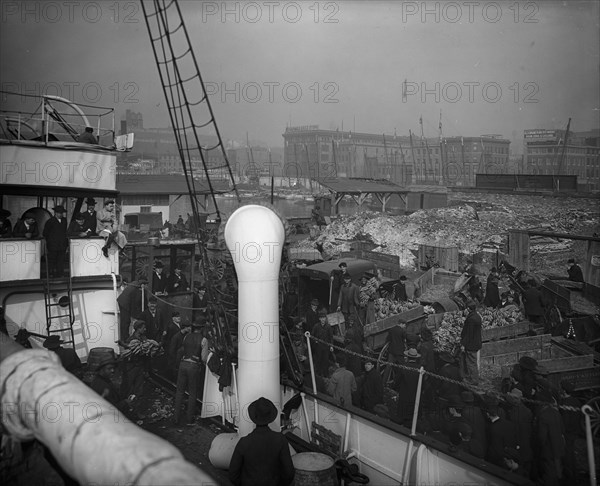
[44,335,82,374]
[43,204,69,277]
[229,397,295,486]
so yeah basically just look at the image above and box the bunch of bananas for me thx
[373,298,420,320]
[121,338,162,359]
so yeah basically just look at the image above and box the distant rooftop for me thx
[116,174,230,196]
[316,177,408,194]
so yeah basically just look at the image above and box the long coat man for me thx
[337,274,360,324]
[43,205,69,277]
[461,303,482,384]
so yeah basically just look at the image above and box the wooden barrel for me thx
[432,297,460,314]
[292,452,337,486]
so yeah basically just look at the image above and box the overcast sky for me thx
[1,0,598,152]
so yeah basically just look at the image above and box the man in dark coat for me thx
[523,280,545,324]
[117,277,148,341]
[43,335,82,375]
[13,212,39,238]
[76,126,98,144]
[330,262,349,312]
[384,320,406,385]
[0,209,13,238]
[152,260,168,295]
[173,319,202,425]
[229,397,295,486]
[395,348,421,426]
[67,212,91,238]
[533,389,565,486]
[483,268,501,308]
[82,198,98,236]
[484,397,517,468]
[139,296,164,341]
[359,360,384,413]
[303,298,320,335]
[459,391,486,459]
[166,265,189,293]
[435,352,463,401]
[311,308,333,377]
[567,258,584,283]
[559,381,581,484]
[90,354,132,415]
[503,388,533,476]
[43,205,69,277]
[460,302,482,384]
[337,273,360,323]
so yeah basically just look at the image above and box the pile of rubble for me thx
[293,193,599,269]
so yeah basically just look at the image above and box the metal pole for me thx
[402,366,425,484]
[304,331,318,395]
[582,403,597,486]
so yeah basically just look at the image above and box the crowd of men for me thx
[284,260,587,486]
[0,198,128,276]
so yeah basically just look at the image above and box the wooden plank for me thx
[537,355,594,372]
[418,244,459,272]
[508,230,530,272]
[482,322,530,342]
[547,367,600,390]
[481,334,551,357]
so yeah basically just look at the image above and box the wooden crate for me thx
[482,333,551,357]
[417,244,459,272]
[364,305,426,351]
[481,321,531,342]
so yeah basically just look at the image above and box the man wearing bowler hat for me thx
[82,197,98,236]
[43,204,69,277]
[229,397,295,486]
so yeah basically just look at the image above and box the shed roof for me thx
[116,174,230,196]
[316,177,408,194]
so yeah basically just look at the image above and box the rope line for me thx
[307,333,583,414]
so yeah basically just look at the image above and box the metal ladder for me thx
[141,0,240,222]
[43,259,76,348]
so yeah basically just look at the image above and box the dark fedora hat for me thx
[248,397,278,426]
[74,212,85,220]
[310,298,319,307]
[460,391,475,403]
[43,335,64,349]
[519,356,538,371]
[52,205,66,213]
[318,308,328,317]
[338,262,347,268]
[343,273,352,280]
[447,394,463,409]
[85,197,97,205]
